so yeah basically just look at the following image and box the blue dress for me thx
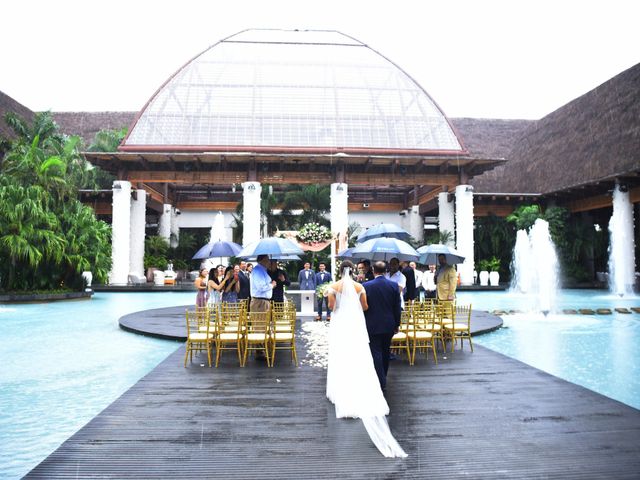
[222,290,238,303]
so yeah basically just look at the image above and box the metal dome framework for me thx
[87,29,504,214]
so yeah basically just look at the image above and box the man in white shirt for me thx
[410,261,423,301]
[384,257,406,310]
[250,255,277,313]
[421,264,437,299]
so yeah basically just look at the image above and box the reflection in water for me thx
[462,289,640,410]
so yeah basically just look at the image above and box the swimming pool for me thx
[457,289,640,410]
[0,291,194,480]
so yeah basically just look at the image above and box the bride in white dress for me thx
[325,260,407,458]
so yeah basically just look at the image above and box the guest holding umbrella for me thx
[268,260,291,303]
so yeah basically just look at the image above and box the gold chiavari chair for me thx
[243,311,272,367]
[436,301,456,350]
[443,304,473,352]
[392,309,413,364]
[270,303,298,366]
[184,309,213,367]
[215,302,246,367]
[410,301,437,364]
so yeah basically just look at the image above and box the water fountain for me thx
[608,184,636,296]
[203,212,228,270]
[510,219,560,313]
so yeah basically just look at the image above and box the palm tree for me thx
[4,111,62,148]
[281,185,330,226]
[0,183,65,290]
[87,127,127,152]
[58,200,112,287]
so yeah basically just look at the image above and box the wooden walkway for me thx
[27,316,640,479]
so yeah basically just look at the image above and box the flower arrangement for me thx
[297,222,332,244]
[316,282,331,299]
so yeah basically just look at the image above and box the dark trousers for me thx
[317,296,331,317]
[368,333,394,390]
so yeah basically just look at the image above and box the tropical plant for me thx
[506,205,541,231]
[477,256,501,272]
[57,200,112,287]
[0,183,65,290]
[474,215,516,279]
[347,221,361,247]
[424,229,454,246]
[87,127,127,152]
[0,112,113,292]
[144,236,170,269]
[281,184,330,226]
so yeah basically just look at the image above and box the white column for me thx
[129,189,146,278]
[455,185,475,286]
[331,183,349,278]
[242,181,262,246]
[438,192,455,246]
[158,203,172,243]
[110,180,132,285]
[408,205,423,244]
[170,207,180,248]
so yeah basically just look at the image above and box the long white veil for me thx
[327,268,407,458]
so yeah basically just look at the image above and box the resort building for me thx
[1,29,638,285]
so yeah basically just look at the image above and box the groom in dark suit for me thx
[363,261,402,391]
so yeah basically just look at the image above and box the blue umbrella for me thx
[192,240,243,259]
[417,244,465,265]
[237,237,304,259]
[357,223,412,243]
[243,254,302,261]
[351,237,419,262]
[336,247,355,259]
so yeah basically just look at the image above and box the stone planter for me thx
[489,271,500,286]
[479,270,489,286]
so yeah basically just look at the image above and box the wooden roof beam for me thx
[136,154,149,170]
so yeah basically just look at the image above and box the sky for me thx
[1,0,638,120]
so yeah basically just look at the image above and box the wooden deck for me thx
[27,316,640,479]
[118,305,504,341]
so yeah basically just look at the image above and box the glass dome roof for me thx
[123,29,463,153]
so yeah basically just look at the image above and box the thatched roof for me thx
[52,112,136,146]
[0,91,34,140]
[472,62,640,194]
[449,118,533,160]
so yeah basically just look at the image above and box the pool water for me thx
[457,289,640,410]
[0,291,194,480]
[2,289,639,478]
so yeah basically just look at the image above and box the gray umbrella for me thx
[351,237,419,262]
[417,244,465,265]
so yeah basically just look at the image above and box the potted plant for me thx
[477,259,491,286]
[487,257,501,286]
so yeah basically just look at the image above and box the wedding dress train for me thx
[326,275,407,458]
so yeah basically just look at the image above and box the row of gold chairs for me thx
[392,300,473,365]
[184,301,298,368]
